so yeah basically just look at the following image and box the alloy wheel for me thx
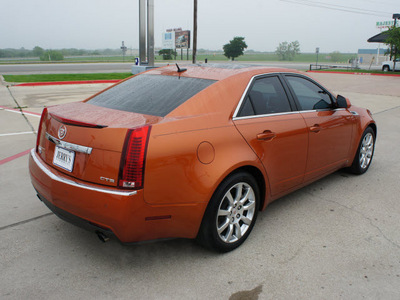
[216,182,256,243]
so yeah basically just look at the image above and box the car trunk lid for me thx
[36,102,160,187]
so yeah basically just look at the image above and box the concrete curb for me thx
[14,79,121,87]
[0,75,6,86]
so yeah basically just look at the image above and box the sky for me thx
[0,0,398,53]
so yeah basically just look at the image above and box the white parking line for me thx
[0,107,41,118]
[0,131,36,137]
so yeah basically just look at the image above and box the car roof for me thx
[145,64,303,81]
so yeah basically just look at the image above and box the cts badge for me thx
[58,125,67,140]
[100,176,115,183]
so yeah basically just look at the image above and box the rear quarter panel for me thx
[144,119,264,206]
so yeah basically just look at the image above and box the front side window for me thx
[238,76,292,117]
[285,76,333,111]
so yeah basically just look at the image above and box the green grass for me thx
[3,73,132,83]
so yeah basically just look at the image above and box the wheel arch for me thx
[368,122,377,139]
[233,166,267,211]
[209,165,268,213]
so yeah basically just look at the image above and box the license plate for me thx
[53,146,75,172]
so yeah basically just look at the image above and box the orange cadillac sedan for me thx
[29,64,376,252]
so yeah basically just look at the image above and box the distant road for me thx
[1,61,373,75]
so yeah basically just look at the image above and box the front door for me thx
[284,75,355,182]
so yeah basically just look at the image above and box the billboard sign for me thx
[162,31,175,49]
[163,28,191,49]
[175,30,190,49]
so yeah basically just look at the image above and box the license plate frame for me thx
[53,146,75,172]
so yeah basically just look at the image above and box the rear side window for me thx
[238,76,292,117]
[88,74,216,117]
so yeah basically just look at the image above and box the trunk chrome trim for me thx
[46,133,93,154]
[30,149,137,197]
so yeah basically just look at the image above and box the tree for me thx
[384,26,400,71]
[40,50,64,61]
[158,49,177,60]
[275,41,300,61]
[223,36,247,61]
[32,46,44,57]
[330,51,342,63]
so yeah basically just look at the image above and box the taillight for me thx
[118,125,151,189]
[36,108,48,153]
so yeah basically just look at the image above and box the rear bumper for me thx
[29,149,206,243]
[36,192,116,239]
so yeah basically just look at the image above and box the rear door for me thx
[284,75,355,182]
[233,75,308,197]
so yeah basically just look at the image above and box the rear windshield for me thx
[88,74,216,117]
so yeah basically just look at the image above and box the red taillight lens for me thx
[118,125,151,189]
[36,107,48,153]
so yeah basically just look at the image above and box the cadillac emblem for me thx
[58,125,67,140]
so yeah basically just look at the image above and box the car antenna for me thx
[176,63,187,73]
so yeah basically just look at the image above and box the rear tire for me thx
[349,127,375,175]
[382,65,390,72]
[197,172,260,252]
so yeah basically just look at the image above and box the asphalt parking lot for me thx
[1,73,400,299]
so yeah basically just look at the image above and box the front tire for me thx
[197,172,260,252]
[349,127,375,174]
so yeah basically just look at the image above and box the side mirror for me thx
[336,95,348,108]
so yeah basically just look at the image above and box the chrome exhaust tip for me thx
[96,231,110,243]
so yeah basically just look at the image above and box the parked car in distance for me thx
[29,64,376,252]
[382,58,400,71]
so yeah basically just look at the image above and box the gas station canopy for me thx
[367,31,390,43]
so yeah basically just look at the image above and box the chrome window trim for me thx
[232,74,256,118]
[233,111,300,121]
[299,108,347,114]
[31,149,137,196]
[232,72,300,119]
[46,133,93,154]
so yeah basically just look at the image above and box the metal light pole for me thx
[192,0,197,64]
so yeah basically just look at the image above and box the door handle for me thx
[310,124,321,133]
[257,130,276,141]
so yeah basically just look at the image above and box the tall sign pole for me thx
[139,0,146,64]
[192,0,197,64]
[138,0,154,67]
[147,0,154,66]
[393,14,400,71]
